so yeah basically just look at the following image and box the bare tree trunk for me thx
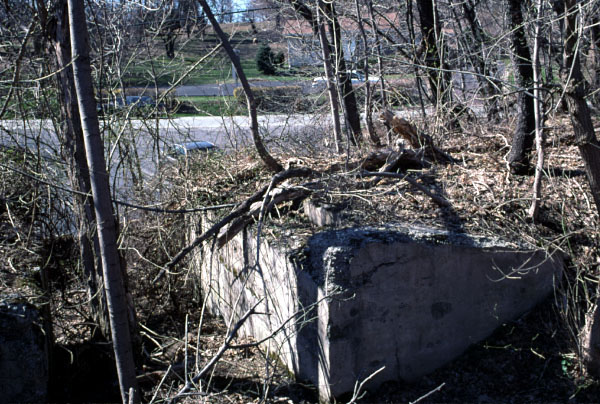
[287,0,359,147]
[406,0,428,121]
[562,0,600,213]
[551,0,571,113]
[506,0,536,175]
[562,0,600,377]
[316,0,343,152]
[416,0,451,106]
[322,1,362,144]
[39,0,110,339]
[198,0,282,172]
[67,0,139,401]
[455,0,501,120]
[367,0,387,109]
[591,16,600,107]
[355,0,378,146]
[528,0,545,221]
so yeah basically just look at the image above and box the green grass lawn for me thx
[122,57,255,86]
[171,91,328,117]
[175,95,246,116]
[124,58,307,87]
[121,41,307,87]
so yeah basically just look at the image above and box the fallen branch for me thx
[347,366,386,404]
[323,148,425,175]
[361,171,451,207]
[155,167,315,281]
[362,148,426,172]
[217,186,311,247]
[145,291,330,400]
[409,382,446,404]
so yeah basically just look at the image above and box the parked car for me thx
[166,141,217,161]
[312,70,381,88]
[121,96,155,108]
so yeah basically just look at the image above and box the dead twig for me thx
[155,167,315,282]
[361,171,451,207]
[409,382,446,404]
[346,366,386,404]
[167,300,263,404]
[148,364,172,403]
[217,186,311,247]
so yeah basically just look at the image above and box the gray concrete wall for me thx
[192,214,306,373]
[191,219,562,402]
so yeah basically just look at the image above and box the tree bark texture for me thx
[562,0,600,377]
[591,16,600,107]
[40,0,110,339]
[527,0,544,221]
[199,0,282,172]
[67,0,140,401]
[563,0,600,213]
[416,0,451,105]
[506,0,536,174]
[322,0,362,144]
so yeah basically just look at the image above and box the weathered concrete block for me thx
[303,199,346,226]
[193,221,562,402]
[0,297,49,404]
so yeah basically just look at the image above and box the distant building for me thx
[281,11,402,68]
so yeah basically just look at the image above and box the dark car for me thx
[121,96,154,108]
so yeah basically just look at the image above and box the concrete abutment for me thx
[191,216,562,402]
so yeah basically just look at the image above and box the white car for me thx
[166,141,218,162]
[312,71,380,88]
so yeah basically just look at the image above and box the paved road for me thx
[0,114,333,200]
[0,97,486,202]
[173,80,313,97]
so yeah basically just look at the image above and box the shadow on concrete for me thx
[409,170,468,236]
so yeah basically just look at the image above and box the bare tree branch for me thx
[161,167,315,275]
[0,20,35,119]
[198,0,282,172]
[167,300,263,404]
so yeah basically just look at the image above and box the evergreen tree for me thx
[256,44,277,75]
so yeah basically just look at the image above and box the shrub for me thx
[273,51,285,67]
[255,44,283,75]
